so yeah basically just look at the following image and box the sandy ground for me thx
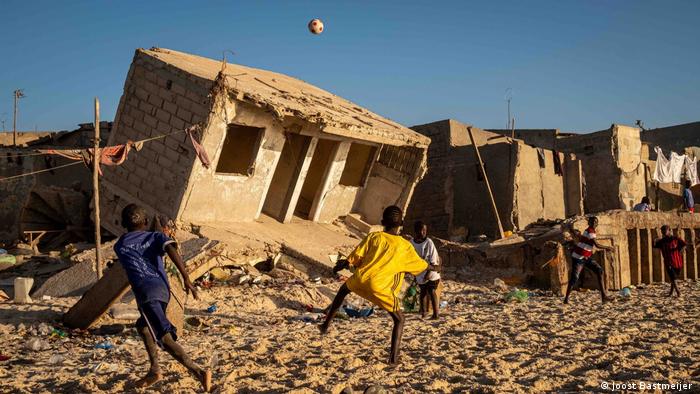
[1,274,699,393]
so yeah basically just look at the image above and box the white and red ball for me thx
[308,18,324,35]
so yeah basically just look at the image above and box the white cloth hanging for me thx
[685,156,699,186]
[654,146,673,183]
[670,152,686,183]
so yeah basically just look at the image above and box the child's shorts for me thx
[665,264,682,281]
[419,280,440,292]
[136,300,177,346]
[569,257,603,285]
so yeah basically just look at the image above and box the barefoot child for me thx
[564,216,615,304]
[410,221,441,320]
[320,206,427,364]
[115,204,212,391]
[653,225,685,297]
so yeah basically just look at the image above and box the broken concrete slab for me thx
[32,260,97,299]
[344,213,382,235]
[63,237,221,331]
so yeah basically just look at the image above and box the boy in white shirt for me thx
[410,221,441,319]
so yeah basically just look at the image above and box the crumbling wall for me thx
[101,49,212,234]
[407,120,520,240]
[180,100,285,224]
[0,156,35,243]
[642,122,700,159]
[355,144,423,225]
[513,144,566,228]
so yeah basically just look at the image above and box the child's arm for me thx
[165,244,199,300]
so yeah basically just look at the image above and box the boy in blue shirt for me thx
[115,204,211,391]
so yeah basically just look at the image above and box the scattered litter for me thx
[37,323,53,336]
[48,354,65,365]
[402,284,419,312]
[42,295,52,301]
[109,304,140,320]
[0,290,9,302]
[293,312,323,323]
[343,305,374,318]
[0,248,7,255]
[207,304,218,313]
[94,324,125,336]
[94,341,114,350]
[91,362,120,374]
[0,354,10,362]
[493,278,509,292]
[620,287,632,297]
[504,289,529,303]
[25,337,50,351]
[439,300,448,309]
[50,329,68,339]
[209,267,231,281]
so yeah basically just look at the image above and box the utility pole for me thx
[467,126,505,239]
[93,98,103,279]
[12,89,25,146]
[505,88,513,130]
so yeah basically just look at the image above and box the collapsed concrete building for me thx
[405,119,584,240]
[100,48,429,235]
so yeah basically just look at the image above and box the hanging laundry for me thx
[654,147,674,183]
[685,156,699,186]
[41,142,133,175]
[669,152,686,184]
[186,125,211,169]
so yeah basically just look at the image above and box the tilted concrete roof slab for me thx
[140,48,430,148]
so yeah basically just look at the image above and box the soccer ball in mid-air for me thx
[308,18,324,35]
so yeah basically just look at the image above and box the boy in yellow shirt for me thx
[319,206,427,364]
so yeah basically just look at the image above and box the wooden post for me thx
[467,126,505,239]
[93,98,103,279]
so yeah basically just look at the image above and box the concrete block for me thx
[345,213,382,234]
[14,277,34,303]
[147,94,164,108]
[156,108,171,123]
[163,101,177,116]
[143,115,158,129]
[176,108,192,123]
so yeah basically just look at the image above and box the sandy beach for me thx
[1,269,699,393]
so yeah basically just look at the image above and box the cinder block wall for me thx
[404,120,452,237]
[101,49,214,232]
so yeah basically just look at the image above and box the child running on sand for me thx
[564,216,615,304]
[410,221,441,320]
[114,204,212,391]
[653,225,685,297]
[320,206,428,364]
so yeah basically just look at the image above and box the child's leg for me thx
[141,301,212,392]
[564,259,583,304]
[665,266,680,297]
[587,260,610,302]
[429,286,439,319]
[419,285,429,318]
[134,323,161,388]
[320,283,351,334]
[387,311,405,365]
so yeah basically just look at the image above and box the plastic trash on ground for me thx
[206,304,218,313]
[620,287,632,297]
[343,305,374,318]
[504,289,529,303]
[94,341,114,350]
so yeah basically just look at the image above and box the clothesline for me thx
[0,162,83,182]
[0,125,210,182]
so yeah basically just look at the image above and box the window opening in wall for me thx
[339,143,376,187]
[215,124,264,176]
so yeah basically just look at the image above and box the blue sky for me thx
[1,0,698,133]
